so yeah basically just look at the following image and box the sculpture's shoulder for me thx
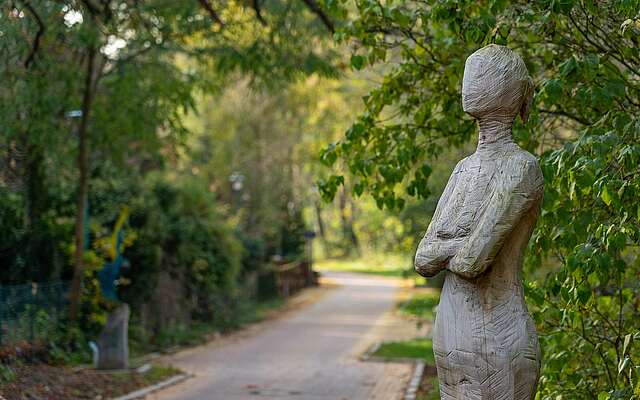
[511,147,540,166]
[452,155,473,174]
[510,147,542,174]
[507,148,544,194]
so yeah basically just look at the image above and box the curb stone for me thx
[404,361,425,400]
[360,342,381,361]
[111,373,193,400]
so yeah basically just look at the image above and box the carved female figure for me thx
[415,45,542,399]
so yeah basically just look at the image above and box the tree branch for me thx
[69,43,97,321]
[19,0,45,68]
[102,44,155,76]
[197,0,224,27]
[300,0,334,34]
[539,108,592,126]
[252,0,266,26]
[100,0,113,22]
[80,0,100,16]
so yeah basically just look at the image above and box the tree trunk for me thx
[69,45,96,321]
[313,200,329,256]
[338,186,360,257]
[24,144,49,281]
[348,196,360,253]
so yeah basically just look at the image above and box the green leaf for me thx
[617,356,630,375]
[543,79,563,103]
[353,181,365,197]
[622,333,632,356]
[350,54,365,70]
[559,57,578,77]
[601,186,613,206]
[598,392,611,400]
[420,164,432,178]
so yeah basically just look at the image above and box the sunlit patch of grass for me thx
[393,290,441,399]
[398,290,440,322]
[417,375,440,400]
[315,253,412,277]
[113,364,180,387]
[372,338,435,363]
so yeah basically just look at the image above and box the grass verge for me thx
[315,254,412,277]
[417,372,440,400]
[398,289,440,322]
[374,287,441,399]
[372,338,435,364]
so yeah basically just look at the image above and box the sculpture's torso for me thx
[432,145,542,400]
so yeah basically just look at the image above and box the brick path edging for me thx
[404,361,425,400]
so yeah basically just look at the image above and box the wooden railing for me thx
[273,260,317,298]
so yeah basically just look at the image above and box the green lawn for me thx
[398,290,440,322]
[116,365,180,387]
[314,254,412,277]
[374,289,441,399]
[372,338,435,363]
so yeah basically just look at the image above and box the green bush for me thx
[121,174,243,332]
[0,187,72,284]
[237,232,267,274]
[1,166,285,357]
[323,1,640,398]
[0,189,25,281]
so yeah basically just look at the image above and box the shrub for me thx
[121,174,243,336]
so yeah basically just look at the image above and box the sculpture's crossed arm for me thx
[414,161,463,277]
[415,157,543,279]
[448,158,543,278]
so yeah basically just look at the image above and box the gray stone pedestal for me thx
[97,303,130,370]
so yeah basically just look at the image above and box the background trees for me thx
[0,0,340,345]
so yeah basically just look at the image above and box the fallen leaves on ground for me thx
[0,363,179,400]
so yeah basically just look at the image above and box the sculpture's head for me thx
[462,44,533,123]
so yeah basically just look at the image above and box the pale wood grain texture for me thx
[415,45,542,400]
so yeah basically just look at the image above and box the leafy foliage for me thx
[529,113,640,399]
[322,0,640,398]
[0,0,338,354]
[122,174,242,325]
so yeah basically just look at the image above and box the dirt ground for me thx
[0,363,177,400]
[416,365,439,400]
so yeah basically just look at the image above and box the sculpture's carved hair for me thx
[462,44,534,123]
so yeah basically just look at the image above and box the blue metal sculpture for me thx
[98,208,129,301]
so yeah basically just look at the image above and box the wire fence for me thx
[0,280,69,346]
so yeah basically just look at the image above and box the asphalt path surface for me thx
[149,271,413,400]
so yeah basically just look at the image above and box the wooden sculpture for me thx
[415,44,542,400]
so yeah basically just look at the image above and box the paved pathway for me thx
[149,272,420,400]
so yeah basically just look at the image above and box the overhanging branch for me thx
[197,0,224,27]
[300,0,334,34]
[19,0,45,68]
[252,0,266,26]
[539,108,592,126]
[80,0,100,16]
